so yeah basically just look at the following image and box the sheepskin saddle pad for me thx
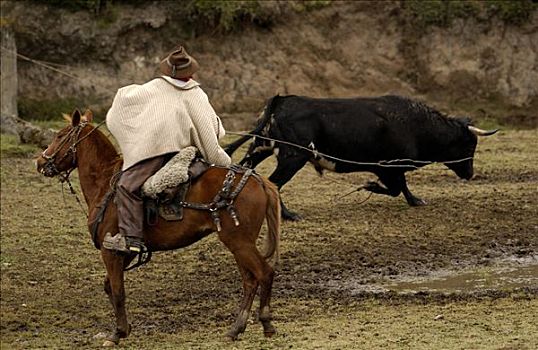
[141,146,202,221]
[142,146,198,199]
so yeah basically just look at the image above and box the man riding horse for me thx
[104,45,232,255]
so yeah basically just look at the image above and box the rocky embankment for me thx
[1,1,537,131]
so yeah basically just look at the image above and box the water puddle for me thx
[325,257,538,296]
[384,264,538,294]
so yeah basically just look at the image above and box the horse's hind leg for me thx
[257,261,276,337]
[227,265,258,340]
[227,246,276,339]
[101,250,132,346]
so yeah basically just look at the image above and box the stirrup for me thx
[102,232,152,271]
[103,232,129,253]
[125,236,147,254]
[124,249,152,271]
[103,232,147,255]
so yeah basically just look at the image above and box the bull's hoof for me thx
[282,211,302,221]
[363,181,382,192]
[407,197,427,206]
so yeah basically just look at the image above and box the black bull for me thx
[224,95,498,221]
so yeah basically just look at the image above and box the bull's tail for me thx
[260,177,281,268]
[224,96,277,156]
[224,134,253,157]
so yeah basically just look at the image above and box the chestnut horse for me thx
[36,110,281,346]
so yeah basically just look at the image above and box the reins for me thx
[44,120,107,217]
[42,120,106,168]
[60,173,89,218]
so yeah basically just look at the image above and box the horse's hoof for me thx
[226,331,239,342]
[103,332,120,347]
[264,330,276,338]
[102,340,117,347]
[263,325,277,338]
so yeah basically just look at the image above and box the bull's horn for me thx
[468,126,499,136]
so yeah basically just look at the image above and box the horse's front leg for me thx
[101,249,133,347]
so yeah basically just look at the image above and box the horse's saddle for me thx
[90,148,257,255]
[141,147,209,222]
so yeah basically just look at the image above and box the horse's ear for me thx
[62,113,72,122]
[71,109,81,127]
[82,109,94,123]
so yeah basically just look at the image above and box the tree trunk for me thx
[1,22,19,137]
[1,24,54,148]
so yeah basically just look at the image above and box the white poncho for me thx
[106,77,231,170]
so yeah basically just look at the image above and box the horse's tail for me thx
[260,177,281,268]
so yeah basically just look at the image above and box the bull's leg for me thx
[401,179,427,206]
[240,149,273,168]
[101,250,132,347]
[269,156,309,221]
[363,180,392,195]
[368,172,426,206]
[278,200,301,222]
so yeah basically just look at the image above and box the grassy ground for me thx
[1,127,537,349]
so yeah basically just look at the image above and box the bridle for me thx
[41,120,107,218]
[41,120,106,181]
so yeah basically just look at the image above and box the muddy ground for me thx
[1,128,537,349]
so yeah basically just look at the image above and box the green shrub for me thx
[29,0,145,16]
[18,97,101,122]
[28,0,333,33]
[31,0,102,12]
[405,0,480,27]
[485,0,536,25]
[187,0,264,33]
[291,0,331,13]
[0,134,39,157]
[404,0,535,28]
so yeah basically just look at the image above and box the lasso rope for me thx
[9,46,474,207]
[226,131,474,169]
[3,46,474,168]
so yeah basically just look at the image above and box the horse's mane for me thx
[91,124,124,170]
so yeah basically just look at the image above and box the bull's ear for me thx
[457,116,473,126]
[71,109,81,127]
[82,109,93,123]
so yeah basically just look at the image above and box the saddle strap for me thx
[229,168,253,199]
[180,167,254,231]
[90,189,116,250]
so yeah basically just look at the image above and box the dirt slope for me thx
[2,1,537,129]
